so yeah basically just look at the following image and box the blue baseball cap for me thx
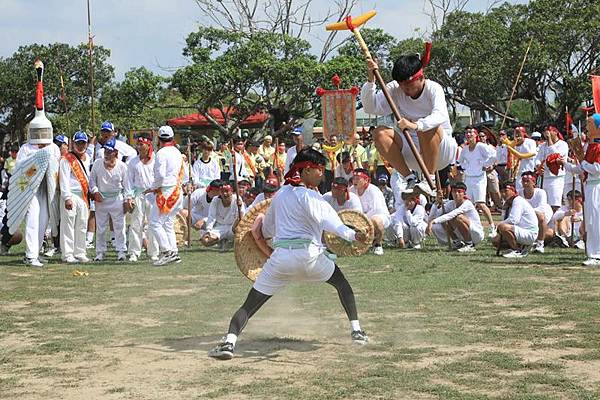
[100,121,114,132]
[292,127,302,136]
[73,131,88,143]
[103,137,117,152]
[54,135,68,145]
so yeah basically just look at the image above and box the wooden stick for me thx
[186,140,193,248]
[435,171,452,250]
[570,175,576,246]
[499,38,533,131]
[230,139,243,222]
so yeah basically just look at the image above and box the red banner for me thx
[592,75,600,114]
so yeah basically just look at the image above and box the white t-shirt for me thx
[205,195,245,230]
[516,138,537,174]
[535,140,569,178]
[503,196,538,231]
[261,184,355,245]
[458,143,495,177]
[322,191,362,212]
[152,146,183,188]
[127,156,155,192]
[187,188,214,225]
[193,157,221,187]
[361,79,452,134]
[89,159,130,197]
[350,183,390,218]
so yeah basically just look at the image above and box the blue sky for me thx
[0,0,528,80]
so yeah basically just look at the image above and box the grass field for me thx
[1,239,600,399]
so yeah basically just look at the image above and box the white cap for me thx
[158,125,174,139]
[531,131,542,139]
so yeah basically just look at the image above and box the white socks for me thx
[350,320,361,332]
[86,232,94,243]
[226,333,238,346]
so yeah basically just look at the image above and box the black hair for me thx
[353,167,369,175]
[566,189,582,198]
[521,170,536,178]
[158,137,173,143]
[292,148,327,167]
[10,144,19,152]
[450,181,467,191]
[333,177,349,187]
[208,179,223,188]
[391,54,422,82]
[499,180,516,191]
[336,151,351,163]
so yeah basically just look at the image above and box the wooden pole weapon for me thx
[186,138,193,248]
[435,170,452,250]
[326,11,434,190]
[500,38,533,131]
[86,0,96,160]
[230,139,243,223]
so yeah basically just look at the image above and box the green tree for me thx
[171,27,321,138]
[0,43,113,142]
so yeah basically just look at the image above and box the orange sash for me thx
[241,151,257,177]
[64,153,89,207]
[156,162,184,214]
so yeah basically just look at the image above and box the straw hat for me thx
[324,210,374,257]
[234,198,272,281]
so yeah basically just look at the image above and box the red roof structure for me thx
[167,108,269,129]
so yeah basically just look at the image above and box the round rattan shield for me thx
[174,213,189,246]
[234,198,272,282]
[324,210,373,256]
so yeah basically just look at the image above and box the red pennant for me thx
[592,75,600,114]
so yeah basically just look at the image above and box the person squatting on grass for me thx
[208,148,370,360]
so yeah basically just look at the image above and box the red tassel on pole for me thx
[591,75,600,114]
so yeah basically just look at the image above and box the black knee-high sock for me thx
[326,266,358,321]
[228,288,271,336]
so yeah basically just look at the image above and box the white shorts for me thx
[465,174,487,203]
[432,223,484,245]
[542,176,565,207]
[206,223,234,240]
[534,204,553,225]
[393,127,458,172]
[371,213,391,229]
[513,226,538,246]
[253,246,335,296]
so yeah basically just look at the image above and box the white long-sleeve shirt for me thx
[322,191,362,212]
[187,187,214,225]
[430,199,483,232]
[193,157,221,187]
[205,195,245,230]
[458,143,495,177]
[152,145,183,189]
[89,159,130,198]
[361,79,452,134]
[535,140,569,178]
[127,156,155,194]
[391,203,426,236]
[503,196,538,232]
[261,184,356,245]
[350,183,390,219]
[59,154,90,201]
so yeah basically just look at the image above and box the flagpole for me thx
[87,0,96,135]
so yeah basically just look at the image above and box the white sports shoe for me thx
[76,255,90,263]
[457,243,476,253]
[372,246,384,256]
[503,250,525,259]
[415,180,435,197]
[149,255,159,262]
[574,240,585,250]
[488,225,497,238]
[117,252,127,262]
[532,242,545,254]
[44,247,57,257]
[24,257,44,267]
[94,253,104,262]
[63,255,78,264]
[583,258,600,267]
[128,254,138,263]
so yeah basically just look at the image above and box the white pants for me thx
[542,175,565,207]
[95,195,127,254]
[25,186,49,259]
[128,194,159,258]
[432,223,484,245]
[253,245,335,296]
[205,223,234,241]
[465,174,487,203]
[585,181,600,259]
[60,193,89,259]
[392,221,427,243]
[149,188,182,253]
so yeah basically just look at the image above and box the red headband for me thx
[207,184,220,193]
[332,182,350,200]
[503,184,517,193]
[353,171,371,183]
[521,173,536,183]
[221,184,233,192]
[515,126,528,137]
[137,137,153,158]
[284,161,324,186]
[402,42,432,82]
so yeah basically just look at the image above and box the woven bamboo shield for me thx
[234,199,272,282]
[324,210,373,256]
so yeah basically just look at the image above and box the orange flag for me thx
[592,75,600,113]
